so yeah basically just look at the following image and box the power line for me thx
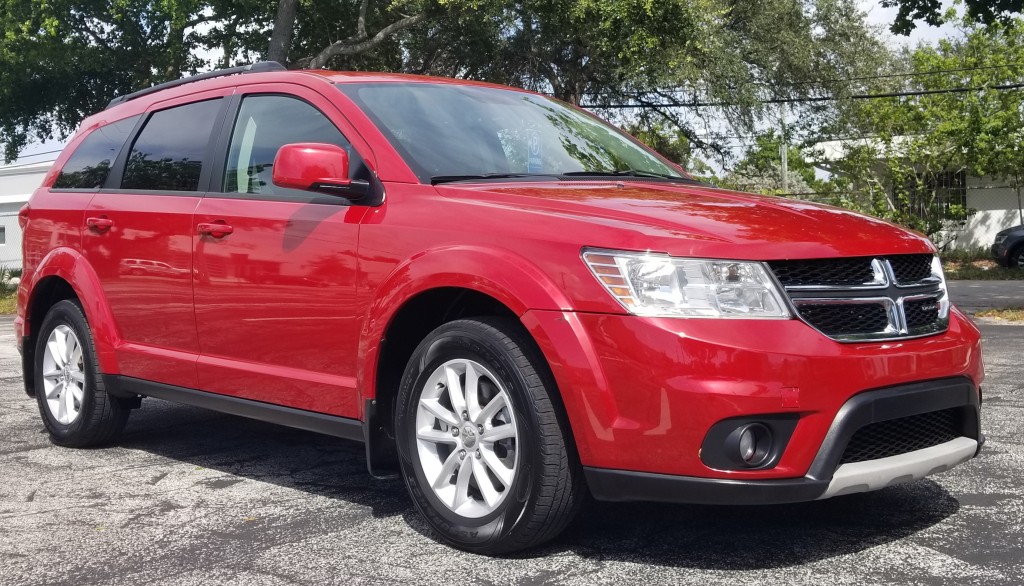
[585,81,1024,109]
[587,63,1024,97]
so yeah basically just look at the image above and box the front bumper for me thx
[992,242,1008,265]
[583,377,982,504]
[522,307,984,486]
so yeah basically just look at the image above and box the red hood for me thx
[435,181,934,260]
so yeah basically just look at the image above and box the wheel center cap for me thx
[462,425,478,448]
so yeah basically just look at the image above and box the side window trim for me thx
[206,93,242,197]
[103,114,149,190]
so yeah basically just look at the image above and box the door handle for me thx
[197,222,234,237]
[86,216,114,232]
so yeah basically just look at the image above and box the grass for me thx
[942,248,1024,280]
[0,294,16,315]
[975,307,1024,322]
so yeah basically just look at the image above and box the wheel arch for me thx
[360,248,577,477]
[22,248,121,397]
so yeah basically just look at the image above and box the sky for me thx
[859,0,962,47]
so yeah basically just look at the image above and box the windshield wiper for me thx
[561,169,693,181]
[430,173,557,185]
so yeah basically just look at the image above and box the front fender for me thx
[357,245,574,411]
[25,247,122,374]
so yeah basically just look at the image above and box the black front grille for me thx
[767,257,875,288]
[905,296,941,330]
[839,408,961,465]
[796,303,890,335]
[889,254,934,284]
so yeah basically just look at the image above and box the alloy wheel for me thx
[414,359,519,518]
[41,325,86,425]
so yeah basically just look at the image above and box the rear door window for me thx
[122,99,223,191]
[53,115,140,189]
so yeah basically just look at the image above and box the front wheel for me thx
[395,318,583,554]
[1009,244,1024,269]
[34,300,129,447]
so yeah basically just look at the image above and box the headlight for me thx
[582,249,791,319]
[994,233,1008,245]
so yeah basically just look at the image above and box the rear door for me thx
[82,90,230,389]
[192,84,373,418]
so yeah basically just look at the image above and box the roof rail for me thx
[105,61,287,110]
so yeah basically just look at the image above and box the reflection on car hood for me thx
[436,181,935,259]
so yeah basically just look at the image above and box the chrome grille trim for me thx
[768,255,949,342]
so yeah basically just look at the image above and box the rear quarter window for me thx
[53,115,140,189]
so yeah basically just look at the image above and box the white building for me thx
[812,139,1024,251]
[0,151,58,268]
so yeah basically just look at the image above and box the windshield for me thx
[337,82,687,183]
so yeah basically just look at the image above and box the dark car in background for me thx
[992,224,1024,268]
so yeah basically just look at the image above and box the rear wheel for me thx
[34,300,129,447]
[395,317,583,554]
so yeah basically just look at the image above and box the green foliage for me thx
[882,0,1022,35]
[0,0,890,165]
[817,18,1024,241]
[0,0,212,161]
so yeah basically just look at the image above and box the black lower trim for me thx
[585,467,829,505]
[586,376,980,505]
[21,335,35,397]
[105,375,365,442]
[805,376,980,480]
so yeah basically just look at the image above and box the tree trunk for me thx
[268,0,299,65]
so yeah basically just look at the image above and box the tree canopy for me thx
[881,0,1022,35]
[0,0,890,162]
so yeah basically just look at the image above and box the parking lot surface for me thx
[1,315,1022,586]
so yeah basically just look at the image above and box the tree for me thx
[811,19,1024,240]
[0,0,211,161]
[882,0,1022,35]
[722,131,826,195]
[0,0,891,164]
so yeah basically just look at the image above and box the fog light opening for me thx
[735,423,772,467]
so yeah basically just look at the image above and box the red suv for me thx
[17,62,984,554]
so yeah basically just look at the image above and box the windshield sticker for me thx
[527,129,542,173]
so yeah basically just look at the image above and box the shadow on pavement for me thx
[119,398,959,570]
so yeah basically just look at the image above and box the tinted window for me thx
[224,95,363,196]
[122,99,222,191]
[53,116,140,189]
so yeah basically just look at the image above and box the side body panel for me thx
[82,194,201,388]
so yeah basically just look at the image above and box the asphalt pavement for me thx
[947,280,1023,311]
[1,309,1022,586]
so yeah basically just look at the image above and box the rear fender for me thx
[25,247,122,374]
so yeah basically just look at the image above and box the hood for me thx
[435,181,935,260]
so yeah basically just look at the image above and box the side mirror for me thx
[272,143,370,200]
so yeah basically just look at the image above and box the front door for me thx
[192,88,371,418]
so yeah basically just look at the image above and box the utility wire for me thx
[586,63,1024,97]
[585,81,1024,109]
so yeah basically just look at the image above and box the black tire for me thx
[395,317,583,554]
[1009,244,1024,269]
[34,300,129,447]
